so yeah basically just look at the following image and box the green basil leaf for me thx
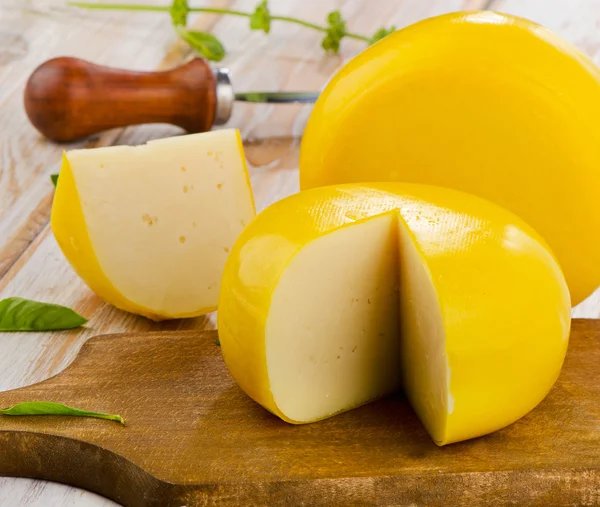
[50,173,59,186]
[322,10,346,53]
[250,0,271,34]
[0,297,87,331]
[170,0,189,27]
[177,27,226,61]
[369,26,396,45]
[0,402,125,425]
[215,337,221,346]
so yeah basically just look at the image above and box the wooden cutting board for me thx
[0,319,599,507]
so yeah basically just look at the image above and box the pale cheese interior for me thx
[397,220,449,444]
[68,130,255,316]
[266,213,449,427]
[266,215,401,422]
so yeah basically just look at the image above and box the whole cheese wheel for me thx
[299,11,600,305]
[52,129,255,320]
[218,183,570,445]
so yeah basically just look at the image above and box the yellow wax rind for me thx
[218,182,570,445]
[300,11,600,305]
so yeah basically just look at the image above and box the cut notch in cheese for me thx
[265,212,450,435]
[52,129,255,320]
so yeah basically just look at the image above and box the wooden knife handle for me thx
[24,57,221,142]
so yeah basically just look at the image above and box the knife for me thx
[24,57,319,143]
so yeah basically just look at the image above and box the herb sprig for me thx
[68,1,395,61]
[1,402,125,425]
[0,297,87,332]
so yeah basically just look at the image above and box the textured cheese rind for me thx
[52,129,255,320]
[218,183,571,444]
[299,11,600,305]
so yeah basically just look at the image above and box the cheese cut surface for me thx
[299,11,600,305]
[52,129,255,320]
[396,220,449,443]
[266,214,401,422]
[218,183,571,444]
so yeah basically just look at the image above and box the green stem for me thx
[271,14,369,41]
[190,7,248,17]
[68,2,371,42]
[343,32,371,42]
[68,2,248,15]
[270,15,326,33]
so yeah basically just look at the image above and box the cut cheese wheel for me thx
[218,183,570,445]
[299,11,600,305]
[52,129,255,320]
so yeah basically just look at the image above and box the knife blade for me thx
[234,91,320,103]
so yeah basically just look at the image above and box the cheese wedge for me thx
[218,183,570,445]
[52,129,255,320]
[299,11,600,305]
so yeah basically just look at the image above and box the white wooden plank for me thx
[0,0,184,278]
[0,477,118,506]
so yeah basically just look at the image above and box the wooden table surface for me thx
[1,0,600,505]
